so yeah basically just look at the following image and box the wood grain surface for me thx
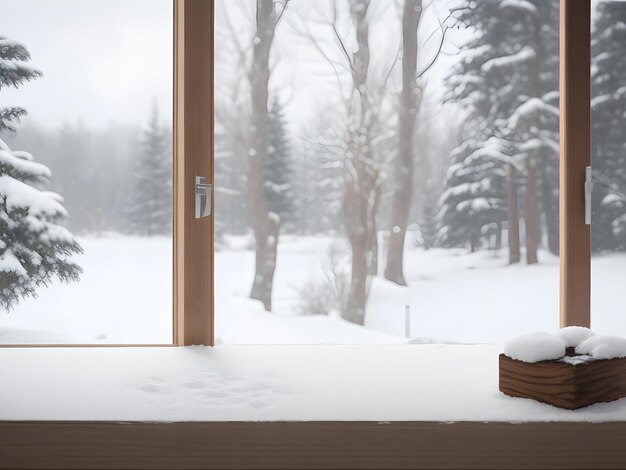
[559,0,591,328]
[500,354,626,409]
[173,0,214,346]
[3,421,626,469]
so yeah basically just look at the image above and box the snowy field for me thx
[1,234,625,344]
[0,236,173,344]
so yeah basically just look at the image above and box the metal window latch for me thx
[585,166,593,225]
[195,176,212,219]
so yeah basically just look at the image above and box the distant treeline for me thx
[0,113,172,236]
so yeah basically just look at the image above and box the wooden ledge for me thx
[2,421,626,469]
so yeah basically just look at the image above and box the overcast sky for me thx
[1,0,173,130]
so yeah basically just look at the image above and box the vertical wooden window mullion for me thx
[173,0,214,346]
[559,0,591,328]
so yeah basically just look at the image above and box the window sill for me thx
[2,344,626,422]
[2,345,626,469]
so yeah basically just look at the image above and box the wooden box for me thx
[499,352,626,409]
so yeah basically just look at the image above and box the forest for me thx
[213,0,626,327]
[1,0,625,344]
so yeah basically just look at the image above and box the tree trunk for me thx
[345,233,369,325]
[507,165,521,264]
[524,159,540,265]
[368,188,381,276]
[342,0,378,326]
[385,0,422,286]
[540,164,560,255]
[495,220,502,251]
[368,218,378,276]
[249,213,279,310]
[368,228,378,276]
[523,11,544,264]
[248,0,280,311]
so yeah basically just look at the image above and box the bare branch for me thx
[289,16,352,104]
[331,1,354,68]
[415,10,458,78]
[222,4,252,75]
[273,0,291,29]
[380,45,401,94]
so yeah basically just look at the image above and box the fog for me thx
[1,0,172,130]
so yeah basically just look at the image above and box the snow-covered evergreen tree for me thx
[591,0,626,251]
[0,36,41,132]
[439,137,507,251]
[263,97,294,230]
[0,36,81,310]
[443,0,560,261]
[127,104,172,236]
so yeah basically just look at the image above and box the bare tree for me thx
[291,0,398,324]
[339,0,380,324]
[384,0,422,285]
[248,0,288,310]
[384,1,454,285]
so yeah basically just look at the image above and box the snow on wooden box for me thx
[500,329,626,409]
[499,352,626,410]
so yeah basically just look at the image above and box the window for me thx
[214,0,565,344]
[3,2,623,469]
[0,0,213,346]
[590,0,626,337]
[0,0,174,344]
[0,0,603,348]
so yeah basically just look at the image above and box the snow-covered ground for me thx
[0,236,173,344]
[1,234,625,344]
[4,344,626,421]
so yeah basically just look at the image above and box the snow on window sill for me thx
[2,344,626,422]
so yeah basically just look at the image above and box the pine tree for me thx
[263,97,294,230]
[0,36,41,132]
[443,0,560,261]
[127,104,172,236]
[591,0,626,252]
[439,137,507,251]
[0,36,82,310]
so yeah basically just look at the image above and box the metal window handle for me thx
[195,176,212,219]
[585,166,593,226]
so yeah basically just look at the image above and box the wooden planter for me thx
[499,350,626,409]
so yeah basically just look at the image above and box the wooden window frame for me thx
[560,0,591,328]
[173,0,214,347]
[2,1,625,469]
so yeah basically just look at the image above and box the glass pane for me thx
[591,0,626,335]
[0,0,173,344]
[215,0,560,344]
